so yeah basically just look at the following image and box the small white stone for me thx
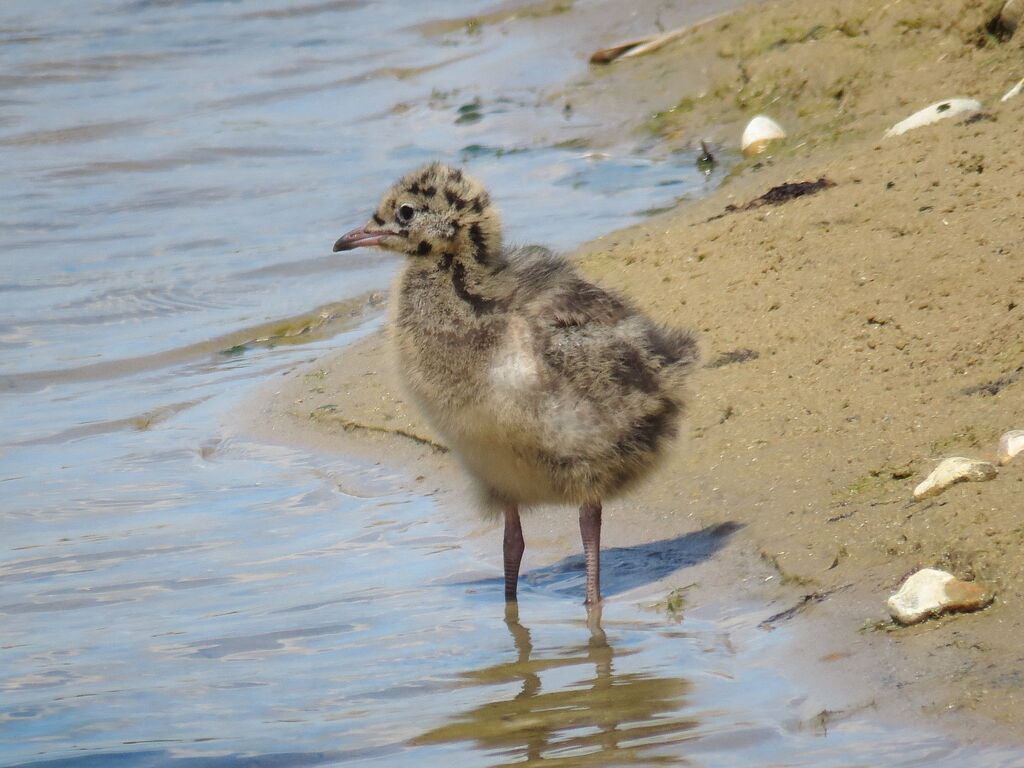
[883,98,983,138]
[741,115,787,157]
[997,430,1024,465]
[887,568,993,625]
[912,456,997,500]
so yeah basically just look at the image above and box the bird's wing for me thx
[541,277,696,378]
[507,246,698,394]
[506,246,639,327]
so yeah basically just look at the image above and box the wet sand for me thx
[243,0,1024,742]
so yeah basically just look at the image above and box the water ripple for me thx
[236,0,369,21]
[0,119,150,146]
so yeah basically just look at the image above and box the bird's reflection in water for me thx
[411,604,697,766]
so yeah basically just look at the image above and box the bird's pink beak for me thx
[333,224,388,252]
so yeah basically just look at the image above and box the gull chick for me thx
[333,163,697,605]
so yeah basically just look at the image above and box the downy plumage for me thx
[333,162,698,605]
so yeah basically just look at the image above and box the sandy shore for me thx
[242,0,1024,741]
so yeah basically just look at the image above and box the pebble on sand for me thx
[887,568,994,625]
[888,569,991,626]
[998,430,1024,465]
[912,456,998,500]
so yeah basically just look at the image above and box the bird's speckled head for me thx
[333,162,503,266]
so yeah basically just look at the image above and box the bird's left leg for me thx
[503,504,525,602]
[579,501,602,605]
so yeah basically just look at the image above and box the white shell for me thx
[883,98,983,138]
[887,568,992,625]
[912,456,997,500]
[1001,77,1023,103]
[997,430,1024,465]
[741,115,787,157]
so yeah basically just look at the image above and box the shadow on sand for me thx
[456,521,743,601]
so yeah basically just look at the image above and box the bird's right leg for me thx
[503,504,525,602]
[579,501,602,606]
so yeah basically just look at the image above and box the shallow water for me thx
[2,1,1022,766]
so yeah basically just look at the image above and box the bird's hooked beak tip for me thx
[333,224,387,252]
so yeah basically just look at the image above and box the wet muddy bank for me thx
[243,0,1024,746]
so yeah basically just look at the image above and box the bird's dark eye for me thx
[396,204,416,225]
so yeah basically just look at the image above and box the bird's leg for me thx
[503,504,525,602]
[579,501,602,605]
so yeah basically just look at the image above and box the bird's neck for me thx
[455,211,503,270]
[400,246,511,322]
[392,251,511,416]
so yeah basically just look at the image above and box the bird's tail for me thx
[653,325,700,389]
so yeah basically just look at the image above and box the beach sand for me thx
[241,0,1024,741]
